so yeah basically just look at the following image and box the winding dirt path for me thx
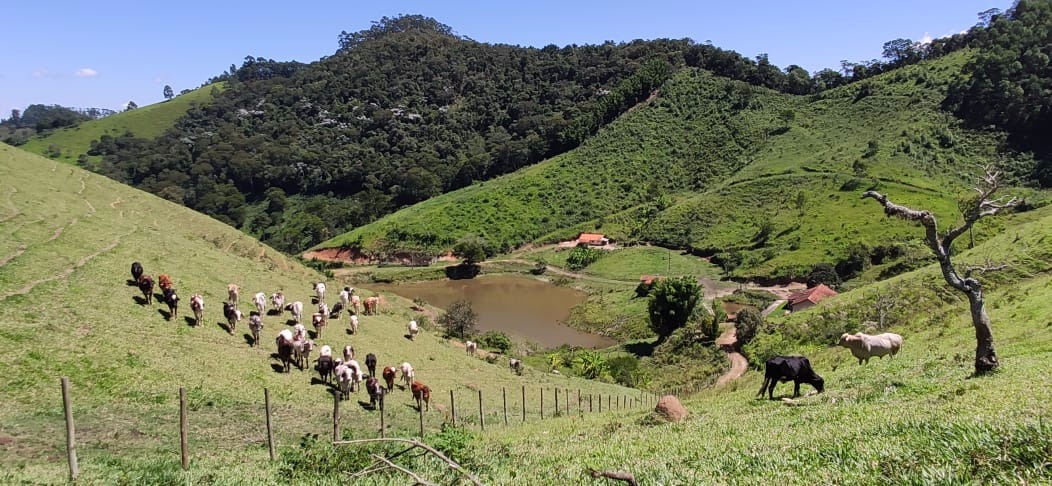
[715,327,747,387]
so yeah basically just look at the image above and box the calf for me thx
[223,302,242,334]
[366,376,385,409]
[158,274,173,292]
[407,320,419,340]
[312,312,326,338]
[270,292,285,315]
[363,296,379,315]
[343,345,355,363]
[248,314,263,347]
[365,353,377,378]
[285,301,303,323]
[189,294,204,326]
[837,332,904,365]
[138,275,154,304]
[295,339,315,370]
[162,288,179,319]
[253,292,267,316]
[351,294,361,316]
[314,282,326,304]
[509,358,523,375]
[227,283,239,307]
[130,261,143,282]
[275,330,294,373]
[339,287,352,312]
[316,345,334,383]
[758,356,825,400]
[465,340,478,356]
[411,381,431,412]
[382,366,397,392]
[348,314,359,335]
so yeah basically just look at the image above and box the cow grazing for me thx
[465,340,478,355]
[189,294,204,326]
[163,288,179,319]
[363,296,379,315]
[131,261,143,282]
[316,346,335,383]
[227,283,239,307]
[248,314,263,347]
[270,292,285,315]
[509,358,523,375]
[223,302,243,334]
[382,366,397,392]
[365,353,377,378]
[411,381,431,412]
[275,330,294,373]
[407,320,419,340]
[285,301,303,323]
[837,332,904,365]
[138,275,154,304]
[158,274,173,292]
[253,292,267,316]
[314,282,326,304]
[758,356,825,400]
[366,376,385,409]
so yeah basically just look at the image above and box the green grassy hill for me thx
[321,50,1041,282]
[0,144,637,483]
[376,205,1052,484]
[18,84,221,165]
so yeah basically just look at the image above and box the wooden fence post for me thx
[380,394,386,438]
[478,389,485,431]
[565,389,570,415]
[418,399,425,437]
[264,388,275,461]
[598,393,602,412]
[60,377,78,481]
[332,391,340,443]
[502,387,508,426]
[578,389,582,416]
[450,390,456,427]
[554,388,559,417]
[179,387,189,471]
[540,388,544,419]
[521,385,526,422]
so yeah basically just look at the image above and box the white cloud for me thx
[919,33,933,45]
[75,68,98,78]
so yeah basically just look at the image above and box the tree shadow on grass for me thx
[623,340,657,357]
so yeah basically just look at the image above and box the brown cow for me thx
[158,274,173,292]
[382,366,397,392]
[137,275,154,305]
[363,296,379,315]
[411,381,431,412]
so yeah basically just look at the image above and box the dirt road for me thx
[715,327,748,387]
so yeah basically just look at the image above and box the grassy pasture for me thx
[0,144,638,484]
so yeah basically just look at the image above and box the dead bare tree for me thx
[861,168,1018,375]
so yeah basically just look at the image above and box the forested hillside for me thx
[76,14,978,254]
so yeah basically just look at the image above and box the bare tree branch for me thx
[962,261,1009,278]
[371,454,438,486]
[333,437,482,486]
[587,467,639,485]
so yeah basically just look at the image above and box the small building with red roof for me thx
[787,284,838,312]
[576,233,610,246]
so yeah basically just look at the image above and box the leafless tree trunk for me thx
[862,168,1018,375]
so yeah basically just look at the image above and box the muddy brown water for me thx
[371,275,615,349]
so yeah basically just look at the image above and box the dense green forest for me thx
[79,14,981,254]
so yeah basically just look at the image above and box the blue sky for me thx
[3,0,1011,119]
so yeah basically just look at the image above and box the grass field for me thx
[19,84,221,165]
[0,144,639,484]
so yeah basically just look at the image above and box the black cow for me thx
[365,353,377,378]
[366,376,385,410]
[163,288,179,320]
[757,356,824,400]
[131,261,144,282]
[315,354,334,383]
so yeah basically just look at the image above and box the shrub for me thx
[438,300,478,339]
[477,331,512,354]
[734,307,764,346]
[566,246,604,270]
[741,331,796,369]
[648,276,701,340]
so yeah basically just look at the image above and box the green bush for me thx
[477,330,512,354]
[741,331,796,369]
[566,246,604,270]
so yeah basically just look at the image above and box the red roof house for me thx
[787,284,838,312]
[577,233,609,246]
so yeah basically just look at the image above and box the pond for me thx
[371,275,616,349]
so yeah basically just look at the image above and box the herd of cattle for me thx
[131,261,907,407]
[129,262,438,411]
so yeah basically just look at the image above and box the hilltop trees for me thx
[163,85,174,100]
[862,168,1019,375]
[647,276,701,341]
